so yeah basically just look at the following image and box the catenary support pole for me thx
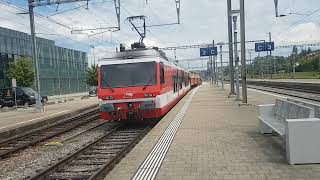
[269,32,276,76]
[233,16,240,100]
[220,45,224,88]
[28,2,43,112]
[240,0,247,103]
[227,0,235,95]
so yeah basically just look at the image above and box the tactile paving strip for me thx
[132,86,201,180]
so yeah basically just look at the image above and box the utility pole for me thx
[91,45,96,65]
[233,15,240,101]
[249,51,252,78]
[210,56,213,83]
[240,0,248,103]
[220,45,224,88]
[214,56,218,85]
[174,49,177,62]
[213,55,216,84]
[227,0,235,95]
[269,32,276,77]
[293,56,296,79]
[292,45,298,79]
[28,2,43,112]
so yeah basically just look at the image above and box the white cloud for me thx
[274,22,320,45]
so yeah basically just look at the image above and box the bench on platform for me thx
[287,98,320,118]
[258,98,320,165]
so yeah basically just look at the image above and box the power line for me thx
[0,1,118,45]
[275,7,320,37]
[0,2,116,49]
[0,1,73,29]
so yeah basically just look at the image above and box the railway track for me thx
[247,80,320,94]
[245,80,320,102]
[0,108,100,159]
[28,124,150,180]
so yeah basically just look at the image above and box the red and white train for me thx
[98,47,201,122]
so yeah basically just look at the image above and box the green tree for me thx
[7,57,34,87]
[85,64,98,86]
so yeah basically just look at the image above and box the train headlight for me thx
[105,96,114,100]
[145,93,155,97]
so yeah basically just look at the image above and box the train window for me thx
[160,62,165,84]
[172,76,177,92]
[179,70,183,89]
[100,62,157,88]
[184,73,188,86]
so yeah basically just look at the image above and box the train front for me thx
[98,51,159,122]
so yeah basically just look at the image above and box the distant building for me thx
[0,27,88,96]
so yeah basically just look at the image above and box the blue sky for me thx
[1,0,320,69]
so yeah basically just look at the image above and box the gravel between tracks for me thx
[0,121,117,180]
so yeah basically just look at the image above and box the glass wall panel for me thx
[0,27,88,95]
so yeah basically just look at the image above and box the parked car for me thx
[0,87,48,108]
[89,89,97,97]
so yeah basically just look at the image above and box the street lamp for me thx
[216,42,224,88]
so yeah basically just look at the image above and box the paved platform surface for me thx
[0,97,98,137]
[248,79,320,84]
[105,83,320,180]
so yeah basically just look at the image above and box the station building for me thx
[0,27,89,96]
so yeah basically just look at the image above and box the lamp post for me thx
[90,45,96,65]
[240,0,248,104]
[233,15,241,101]
[28,1,43,112]
[216,43,224,88]
[227,0,235,95]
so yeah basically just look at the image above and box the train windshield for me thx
[100,61,157,88]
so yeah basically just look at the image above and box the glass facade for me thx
[0,27,88,96]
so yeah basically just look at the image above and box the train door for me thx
[160,62,165,88]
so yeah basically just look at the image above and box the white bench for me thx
[258,99,320,165]
[287,98,320,118]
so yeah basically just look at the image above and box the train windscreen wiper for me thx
[102,79,115,93]
[143,77,154,90]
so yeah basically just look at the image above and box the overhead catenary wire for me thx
[0,0,118,47]
[274,7,320,38]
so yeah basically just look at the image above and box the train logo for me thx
[124,91,134,98]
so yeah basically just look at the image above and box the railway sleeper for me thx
[49,173,92,180]
[77,154,114,159]
[55,167,101,175]
[69,160,107,165]
[91,145,125,150]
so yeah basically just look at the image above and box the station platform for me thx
[0,97,98,140]
[105,83,320,180]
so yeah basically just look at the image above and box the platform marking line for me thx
[0,110,69,131]
[132,86,200,180]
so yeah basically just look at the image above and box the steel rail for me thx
[0,107,99,159]
[28,125,150,180]
[247,81,320,94]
